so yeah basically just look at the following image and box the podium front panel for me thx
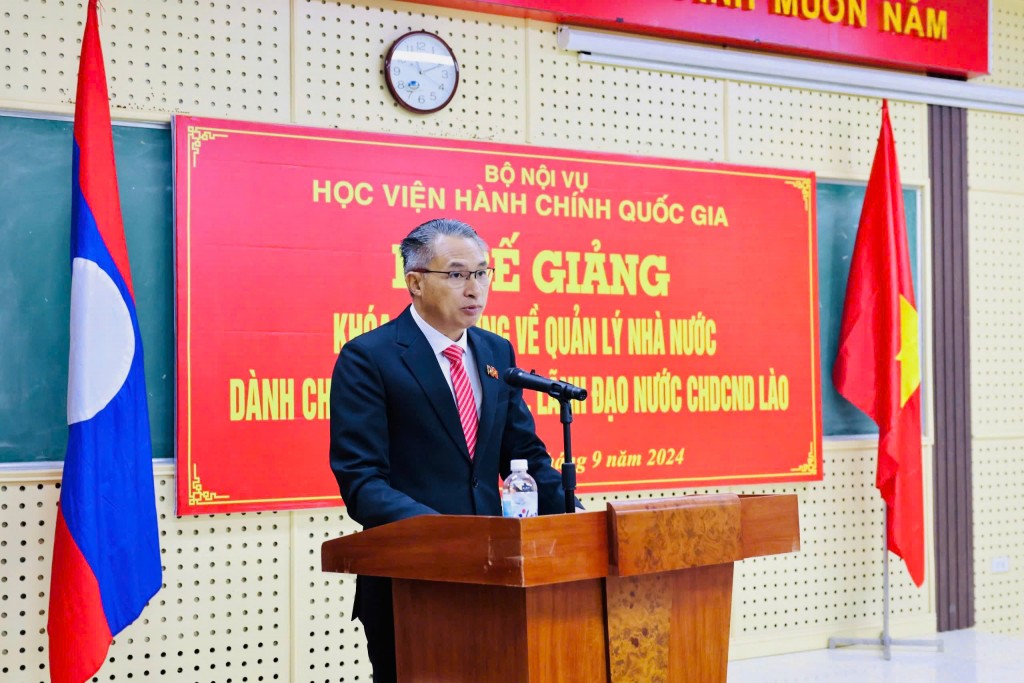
[393,578,608,683]
[606,563,734,683]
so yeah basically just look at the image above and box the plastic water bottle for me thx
[502,459,538,518]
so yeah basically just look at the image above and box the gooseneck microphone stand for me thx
[537,378,586,514]
[545,382,587,514]
[502,368,587,513]
[559,398,577,514]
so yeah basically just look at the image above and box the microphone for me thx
[502,367,588,401]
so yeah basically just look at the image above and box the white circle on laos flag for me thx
[67,257,136,425]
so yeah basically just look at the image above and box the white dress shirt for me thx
[409,305,483,415]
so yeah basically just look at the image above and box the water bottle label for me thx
[502,492,538,518]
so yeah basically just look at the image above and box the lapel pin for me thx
[486,365,499,379]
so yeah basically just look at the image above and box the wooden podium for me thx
[322,494,799,683]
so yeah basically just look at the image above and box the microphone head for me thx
[501,367,520,384]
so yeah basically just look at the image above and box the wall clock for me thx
[384,31,460,113]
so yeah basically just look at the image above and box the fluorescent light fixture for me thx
[557,26,1024,115]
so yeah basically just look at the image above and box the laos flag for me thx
[47,2,162,682]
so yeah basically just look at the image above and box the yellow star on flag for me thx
[897,294,920,408]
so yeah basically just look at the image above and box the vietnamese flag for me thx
[833,100,924,587]
[47,2,163,681]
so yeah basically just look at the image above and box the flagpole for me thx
[827,503,943,659]
[829,99,940,661]
[882,509,890,658]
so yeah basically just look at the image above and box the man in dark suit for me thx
[329,217,570,683]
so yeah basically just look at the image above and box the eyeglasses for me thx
[412,268,495,288]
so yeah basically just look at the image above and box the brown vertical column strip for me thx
[931,105,946,630]
[928,104,973,631]
[955,105,972,629]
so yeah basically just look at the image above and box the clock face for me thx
[385,31,460,113]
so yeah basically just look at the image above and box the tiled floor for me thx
[728,629,1023,682]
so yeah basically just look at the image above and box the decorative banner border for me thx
[174,116,822,514]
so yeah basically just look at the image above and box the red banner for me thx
[174,116,822,514]
[412,0,988,77]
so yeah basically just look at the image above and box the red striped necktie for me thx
[442,344,478,459]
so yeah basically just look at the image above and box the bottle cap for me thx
[510,459,528,472]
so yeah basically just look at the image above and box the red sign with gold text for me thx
[174,116,821,514]
[411,0,988,77]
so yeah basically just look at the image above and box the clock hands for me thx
[417,68,448,90]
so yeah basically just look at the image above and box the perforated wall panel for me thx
[1,0,85,108]
[972,439,1024,636]
[291,510,369,681]
[968,190,1024,439]
[294,0,527,141]
[1,480,52,682]
[978,0,1024,90]
[0,472,371,683]
[0,475,299,682]
[968,109,1024,444]
[731,443,934,649]
[0,0,291,120]
[728,87,928,184]
[967,105,1024,636]
[968,112,1024,194]
[524,22,725,160]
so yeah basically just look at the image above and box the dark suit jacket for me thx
[329,306,568,623]
[330,305,565,524]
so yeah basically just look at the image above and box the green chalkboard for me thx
[818,182,920,437]
[0,114,173,462]
[0,112,917,462]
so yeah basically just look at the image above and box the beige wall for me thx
[968,0,1024,637]
[2,1,1023,681]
